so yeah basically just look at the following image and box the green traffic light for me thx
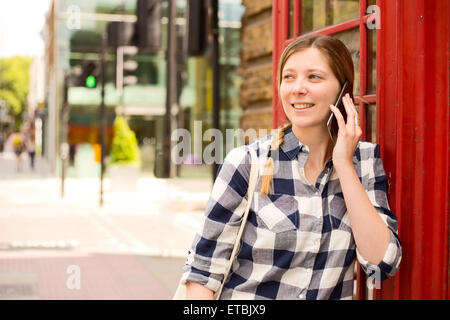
[86,75,96,88]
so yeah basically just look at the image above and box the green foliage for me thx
[0,89,21,115]
[0,56,32,128]
[110,116,141,166]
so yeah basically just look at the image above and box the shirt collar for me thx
[278,127,360,165]
[279,127,307,160]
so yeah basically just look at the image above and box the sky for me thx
[0,0,52,58]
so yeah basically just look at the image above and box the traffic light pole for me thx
[211,0,220,179]
[99,34,107,207]
[163,0,177,178]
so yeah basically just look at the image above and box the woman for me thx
[181,33,401,300]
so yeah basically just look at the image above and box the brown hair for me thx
[260,33,355,195]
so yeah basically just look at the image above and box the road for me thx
[0,157,212,299]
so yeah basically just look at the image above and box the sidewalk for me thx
[0,165,213,299]
[0,176,212,256]
[0,152,51,179]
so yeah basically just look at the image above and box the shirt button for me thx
[307,268,312,273]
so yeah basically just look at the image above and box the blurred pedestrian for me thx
[69,144,76,166]
[12,132,24,172]
[0,131,4,153]
[26,133,36,170]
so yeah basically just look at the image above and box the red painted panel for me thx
[377,0,404,300]
[272,0,290,128]
[359,0,368,141]
[376,0,450,300]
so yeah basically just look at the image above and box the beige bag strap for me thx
[215,146,259,299]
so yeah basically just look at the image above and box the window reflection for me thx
[289,0,294,38]
[301,0,360,33]
[61,0,137,15]
[367,104,377,143]
[333,28,360,96]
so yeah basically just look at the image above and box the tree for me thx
[110,116,141,166]
[0,56,32,128]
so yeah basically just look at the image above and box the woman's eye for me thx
[283,74,293,80]
[309,74,321,79]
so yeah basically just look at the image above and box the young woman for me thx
[181,33,401,300]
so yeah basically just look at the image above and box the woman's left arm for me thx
[333,162,390,265]
[330,94,395,266]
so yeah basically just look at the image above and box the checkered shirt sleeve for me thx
[355,143,402,281]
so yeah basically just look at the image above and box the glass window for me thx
[368,28,376,94]
[301,0,360,33]
[289,0,295,38]
[333,28,360,96]
[366,104,377,143]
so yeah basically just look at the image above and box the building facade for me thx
[41,0,244,177]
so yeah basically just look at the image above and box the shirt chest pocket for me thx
[253,193,299,233]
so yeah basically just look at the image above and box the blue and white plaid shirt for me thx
[181,127,402,300]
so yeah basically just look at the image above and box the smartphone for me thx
[327,80,349,128]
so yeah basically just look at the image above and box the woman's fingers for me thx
[343,94,362,139]
[329,104,346,131]
[347,94,360,127]
[343,94,355,129]
[331,94,362,142]
[330,94,361,137]
[348,94,361,127]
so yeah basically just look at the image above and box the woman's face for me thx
[280,47,341,131]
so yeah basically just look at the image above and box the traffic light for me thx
[77,60,99,88]
[135,0,161,49]
[107,21,135,47]
[116,46,139,94]
[185,0,208,56]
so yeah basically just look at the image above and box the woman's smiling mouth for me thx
[292,103,315,110]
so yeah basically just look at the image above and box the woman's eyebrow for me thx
[282,68,327,74]
[282,68,296,73]
[306,68,327,74]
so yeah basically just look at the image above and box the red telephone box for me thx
[272,0,449,300]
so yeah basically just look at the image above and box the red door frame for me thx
[376,0,449,300]
[272,0,450,299]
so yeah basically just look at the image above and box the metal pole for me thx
[60,74,69,198]
[99,34,107,207]
[211,0,220,179]
[163,0,177,178]
[116,46,124,97]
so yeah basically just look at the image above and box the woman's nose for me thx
[292,80,308,94]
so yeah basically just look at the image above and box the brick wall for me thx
[239,0,273,140]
